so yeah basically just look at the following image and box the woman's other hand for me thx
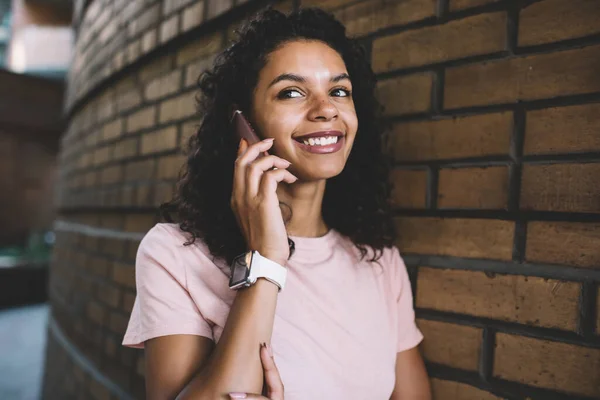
[228,343,284,400]
[231,138,297,266]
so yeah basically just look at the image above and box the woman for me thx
[123,6,431,400]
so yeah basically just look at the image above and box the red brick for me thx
[418,319,481,371]
[519,0,600,46]
[112,261,136,289]
[184,55,216,87]
[145,70,182,101]
[124,213,156,233]
[395,217,514,260]
[526,221,600,269]
[453,0,501,9]
[445,45,600,108]
[125,159,156,182]
[126,240,142,261]
[104,335,118,359]
[141,29,158,54]
[334,0,436,37]
[377,73,433,116]
[101,238,126,258]
[438,166,509,209]
[93,146,111,166]
[417,268,580,330]
[300,0,355,10]
[387,112,512,161]
[154,182,177,205]
[520,163,600,213]
[113,137,138,161]
[207,0,232,18]
[176,32,222,66]
[389,169,427,208]
[141,126,179,155]
[86,302,106,325]
[109,312,130,335]
[97,284,121,308]
[160,14,180,43]
[182,1,205,32]
[101,118,123,142]
[524,103,600,155]
[493,334,600,397]
[136,184,154,206]
[122,292,136,314]
[157,154,186,180]
[126,106,157,134]
[89,257,110,277]
[159,92,197,123]
[100,165,122,185]
[116,88,142,113]
[128,3,161,38]
[163,0,195,16]
[373,12,506,72]
[139,55,174,83]
[89,377,111,400]
[597,292,600,334]
[431,379,500,400]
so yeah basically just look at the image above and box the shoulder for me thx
[137,223,221,275]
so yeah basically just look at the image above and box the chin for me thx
[299,164,345,181]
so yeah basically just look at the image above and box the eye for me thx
[331,88,351,97]
[278,89,303,99]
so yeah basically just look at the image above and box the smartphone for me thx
[231,109,269,157]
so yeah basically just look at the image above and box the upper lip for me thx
[293,130,344,140]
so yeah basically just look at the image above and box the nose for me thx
[307,94,338,121]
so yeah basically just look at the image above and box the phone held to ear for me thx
[232,109,269,158]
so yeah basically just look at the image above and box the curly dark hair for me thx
[161,6,396,265]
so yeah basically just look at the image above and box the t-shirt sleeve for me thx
[390,247,423,353]
[122,225,213,348]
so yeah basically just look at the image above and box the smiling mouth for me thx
[292,131,345,154]
[292,130,345,146]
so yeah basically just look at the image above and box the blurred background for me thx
[0,0,599,399]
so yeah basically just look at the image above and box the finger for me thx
[233,139,273,201]
[228,393,269,399]
[246,156,292,198]
[238,139,274,166]
[261,343,284,400]
[258,169,298,197]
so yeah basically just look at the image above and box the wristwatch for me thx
[229,250,287,292]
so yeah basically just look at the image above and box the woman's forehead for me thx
[261,40,347,80]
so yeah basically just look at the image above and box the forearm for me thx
[177,278,279,399]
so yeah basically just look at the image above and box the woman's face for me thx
[251,39,358,182]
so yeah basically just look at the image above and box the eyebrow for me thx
[268,72,351,88]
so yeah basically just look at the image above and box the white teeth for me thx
[300,136,340,146]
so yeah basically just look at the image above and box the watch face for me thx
[230,252,253,287]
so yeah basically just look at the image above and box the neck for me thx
[276,179,329,238]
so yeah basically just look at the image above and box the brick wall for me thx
[44,0,600,399]
[0,70,63,246]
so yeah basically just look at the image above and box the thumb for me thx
[228,393,269,400]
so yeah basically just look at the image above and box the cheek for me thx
[264,112,301,139]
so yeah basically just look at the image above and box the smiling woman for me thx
[121,6,431,400]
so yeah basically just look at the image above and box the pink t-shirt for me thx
[123,223,422,399]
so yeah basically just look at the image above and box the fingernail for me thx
[267,343,273,358]
[229,393,247,399]
[264,138,274,142]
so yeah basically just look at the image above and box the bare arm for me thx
[145,138,296,399]
[390,346,431,400]
[177,279,280,399]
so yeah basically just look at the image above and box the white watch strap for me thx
[252,251,287,291]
